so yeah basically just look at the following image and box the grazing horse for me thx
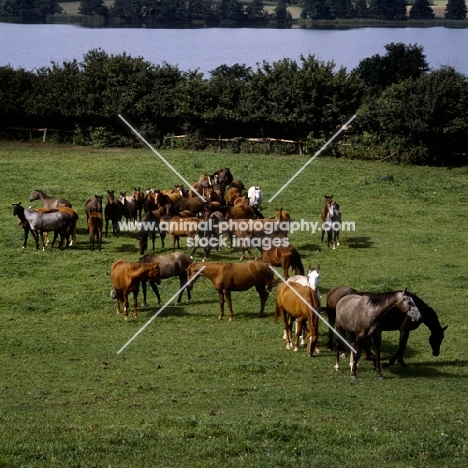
[84,195,103,223]
[334,289,421,379]
[321,195,341,248]
[110,260,161,320]
[104,190,122,237]
[139,252,193,306]
[287,265,321,349]
[131,187,145,221]
[12,202,74,250]
[187,261,278,321]
[274,281,321,356]
[28,189,72,209]
[325,285,447,366]
[258,245,304,278]
[88,211,103,251]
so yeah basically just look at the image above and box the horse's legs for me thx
[255,284,268,318]
[123,293,130,320]
[146,279,161,306]
[373,332,384,379]
[334,326,347,371]
[294,317,303,351]
[217,290,225,320]
[308,317,319,356]
[132,291,139,319]
[225,290,234,321]
[386,329,409,368]
[177,274,190,305]
[350,333,365,378]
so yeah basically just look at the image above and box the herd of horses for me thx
[13,168,447,379]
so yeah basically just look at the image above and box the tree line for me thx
[0,0,467,22]
[1,43,468,164]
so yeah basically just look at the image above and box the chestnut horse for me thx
[334,289,421,379]
[274,281,321,356]
[258,245,304,278]
[187,260,278,320]
[110,260,161,319]
[326,285,447,366]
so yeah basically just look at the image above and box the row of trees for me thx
[1,0,467,21]
[1,43,468,164]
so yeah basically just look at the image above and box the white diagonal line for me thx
[117,266,206,354]
[118,114,207,202]
[269,266,356,354]
[268,114,356,202]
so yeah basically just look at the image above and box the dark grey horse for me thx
[334,289,421,380]
[138,252,192,306]
[325,285,447,367]
[13,202,74,250]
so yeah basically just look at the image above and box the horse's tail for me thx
[291,248,304,276]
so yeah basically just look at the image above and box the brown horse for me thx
[110,260,161,319]
[139,209,166,254]
[104,190,122,237]
[131,187,145,221]
[29,189,72,209]
[87,211,103,251]
[258,245,304,278]
[187,260,277,321]
[160,215,201,254]
[334,289,421,379]
[84,195,103,223]
[326,285,447,366]
[274,281,320,356]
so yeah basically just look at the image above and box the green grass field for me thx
[1,142,467,467]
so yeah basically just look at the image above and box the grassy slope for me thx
[0,142,467,467]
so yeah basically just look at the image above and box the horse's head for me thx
[397,289,422,322]
[12,202,23,217]
[429,324,448,356]
[307,265,320,291]
[107,190,115,203]
[94,195,103,212]
[146,262,161,284]
[29,190,40,202]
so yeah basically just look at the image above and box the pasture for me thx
[1,141,467,467]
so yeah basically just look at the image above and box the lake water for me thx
[1,22,467,77]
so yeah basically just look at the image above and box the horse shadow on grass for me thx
[386,359,468,379]
[343,236,375,249]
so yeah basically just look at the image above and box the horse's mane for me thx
[410,293,440,326]
[365,291,401,308]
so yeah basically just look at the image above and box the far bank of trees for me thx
[1,0,467,22]
[1,43,468,165]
